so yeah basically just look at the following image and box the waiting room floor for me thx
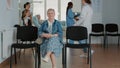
[0,44,120,68]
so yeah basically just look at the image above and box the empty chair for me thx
[63,26,92,68]
[89,23,105,48]
[105,23,119,47]
[10,26,40,68]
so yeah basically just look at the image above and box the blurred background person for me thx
[21,2,32,26]
[74,0,94,58]
[21,10,32,26]
[32,14,43,28]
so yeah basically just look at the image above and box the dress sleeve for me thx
[67,9,75,19]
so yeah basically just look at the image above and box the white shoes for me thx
[80,50,94,58]
[42,56,49,63]
[80,54,87,58]
[91,50,94,55]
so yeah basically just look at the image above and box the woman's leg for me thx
[50,53,56,68]
[42,52,52,62]
[45,51,52,58]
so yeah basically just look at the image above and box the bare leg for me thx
[42,52,52,62]
[45,51,52,58]
[50,53,56,68]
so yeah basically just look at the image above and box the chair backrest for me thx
[66,26,87,41]
[92,23,104,33]
[105,23,118,33]
[17,26,38,41]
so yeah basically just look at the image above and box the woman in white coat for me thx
[74,0,94,57]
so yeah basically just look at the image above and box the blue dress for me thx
[39,20,63,57]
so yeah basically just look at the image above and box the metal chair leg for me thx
[10,47,13,68]
[87,48,89,64]
[90,47,92,68]
[38,46,40,68]
[65,47,67,68]
[14,48,17,64]
[118,36,119,47]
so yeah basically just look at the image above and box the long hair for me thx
[84,0,91,4]
[21,10,29,20]
[24,2,30,8]
[66,2,73,15]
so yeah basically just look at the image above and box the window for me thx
[33,0,71,21]
[33,0,45,20]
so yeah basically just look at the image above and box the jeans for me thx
[69,39,87,53]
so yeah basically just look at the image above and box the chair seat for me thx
[65,44,90,48]
[90,33,104,36]
[105,34,119,36]
[12,43,39,49]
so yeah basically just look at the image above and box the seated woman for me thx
[38,8,63,68]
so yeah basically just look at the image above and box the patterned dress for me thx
[39,20,63,57]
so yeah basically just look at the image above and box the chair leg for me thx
[106,36,108,48]
[89,47,92,68]
[87,47,89,64]
[14,48,17,64]
[18,49,21,59]
[118,36,119,47]
[104,35,106,48]
[89,36,91,46]
[35,47,37,68]
[65,47,67,68]
[10,47,13,68]
[62,47,64,68]
[37,46,40,68]
[103,36,105,48]
[31,48,35,57]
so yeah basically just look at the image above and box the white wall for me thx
[0,0,19,63]
[71,0,120,44]
[72,0,81,12]
[102,0,120,44]
[102,0,120,23]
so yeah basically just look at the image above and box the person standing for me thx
[66,2,75,44]
[74,0,94,57]
[66,2,75,27]
[21,10,32,26]
[21,2,32,26]
[39,8,63,68]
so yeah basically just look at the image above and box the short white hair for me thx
[47,8,55,13]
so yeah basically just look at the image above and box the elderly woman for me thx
[38,8,63,68]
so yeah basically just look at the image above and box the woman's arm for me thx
[38,21,52,38]
[74,6,87,26]
[56,22,63,41]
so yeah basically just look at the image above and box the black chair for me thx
[89,23,105,48]
[105,23,119,48]
[63,26,92,68]
[10,26,40,68]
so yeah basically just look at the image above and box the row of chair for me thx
[89,23,120,48]
[10,24,119,68]
[10,26,92,68]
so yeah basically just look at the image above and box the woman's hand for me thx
[41,33,51,38]
[41,33,58,38]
